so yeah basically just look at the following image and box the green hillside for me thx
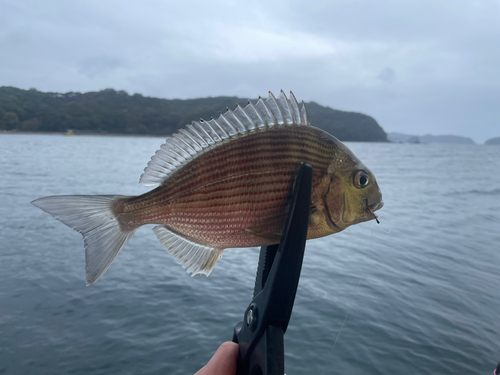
[0,87,387,142]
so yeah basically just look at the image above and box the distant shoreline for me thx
[1,130,489,144]
[1,130,166,138]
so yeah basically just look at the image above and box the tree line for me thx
[0,87,387,142]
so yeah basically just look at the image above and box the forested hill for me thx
[0,87,387,142]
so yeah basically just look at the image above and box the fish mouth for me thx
[364,199,384,224]
[367,200,384,212]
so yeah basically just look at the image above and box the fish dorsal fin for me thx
[140,91,310,186]
[153,225,224,276]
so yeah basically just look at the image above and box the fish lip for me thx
[368,200,384,212]
[364,199,383,224]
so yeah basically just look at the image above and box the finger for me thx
[195,342,239,375]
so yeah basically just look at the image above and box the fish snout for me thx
[368,200,384,212]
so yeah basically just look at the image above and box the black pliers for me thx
[232,163,312,375]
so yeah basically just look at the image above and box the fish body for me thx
[32,91,383,285]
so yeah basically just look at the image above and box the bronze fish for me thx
[32,91,383,285]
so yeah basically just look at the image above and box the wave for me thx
[450,188,500,196]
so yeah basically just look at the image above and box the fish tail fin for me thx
[31,195,137,286]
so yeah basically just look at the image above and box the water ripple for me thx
[1,135,499,375]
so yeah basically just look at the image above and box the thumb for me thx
[195,342,239,375]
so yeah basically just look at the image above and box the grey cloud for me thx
[377,68,395,83]
[78,57,125,79]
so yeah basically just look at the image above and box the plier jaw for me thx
[233,163,313,375]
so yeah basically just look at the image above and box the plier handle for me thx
[232,163,312,375]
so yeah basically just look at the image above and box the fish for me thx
[32,91,383,285]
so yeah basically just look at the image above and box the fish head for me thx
[321,139,383,232]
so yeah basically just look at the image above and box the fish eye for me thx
[353,171,370,189]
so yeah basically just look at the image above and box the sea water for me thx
[1,134,499,374]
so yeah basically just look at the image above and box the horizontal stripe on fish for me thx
[120,171,294,224]
[165,130,334,189]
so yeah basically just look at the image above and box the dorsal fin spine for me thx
[186,125,208,148]
[235,104,251,131]
[192,121,215,144]
[169,144,188,161]
[230,109,247,132]
[221,109,244,133]
[280,90,294,124]
[168,139,191,159]
[259,97,276,129]
[247,101,265,128]
[288,91,301,124]
[158,150,181,166]
[203,119,221,142]
[180,128,200,148]
[268,91,285,125]
[173,134,196,154]
[180,129,202,150]
[154,152,176,168]
[300,101,310,125]
[181,132,200,152]
[218,112,238,135]
[211,117,229,139]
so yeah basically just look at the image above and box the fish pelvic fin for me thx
[153,225,223,276]
[244,228,282,243]
[31,195,137,286]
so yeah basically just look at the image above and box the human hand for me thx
[195,342,239,375]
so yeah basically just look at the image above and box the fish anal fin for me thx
[153,226,223,276]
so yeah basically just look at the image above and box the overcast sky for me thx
[1,0,499,142]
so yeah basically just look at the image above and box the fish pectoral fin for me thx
[244,228,282,243]
[153,226,223,276]
[309,205,318,225]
